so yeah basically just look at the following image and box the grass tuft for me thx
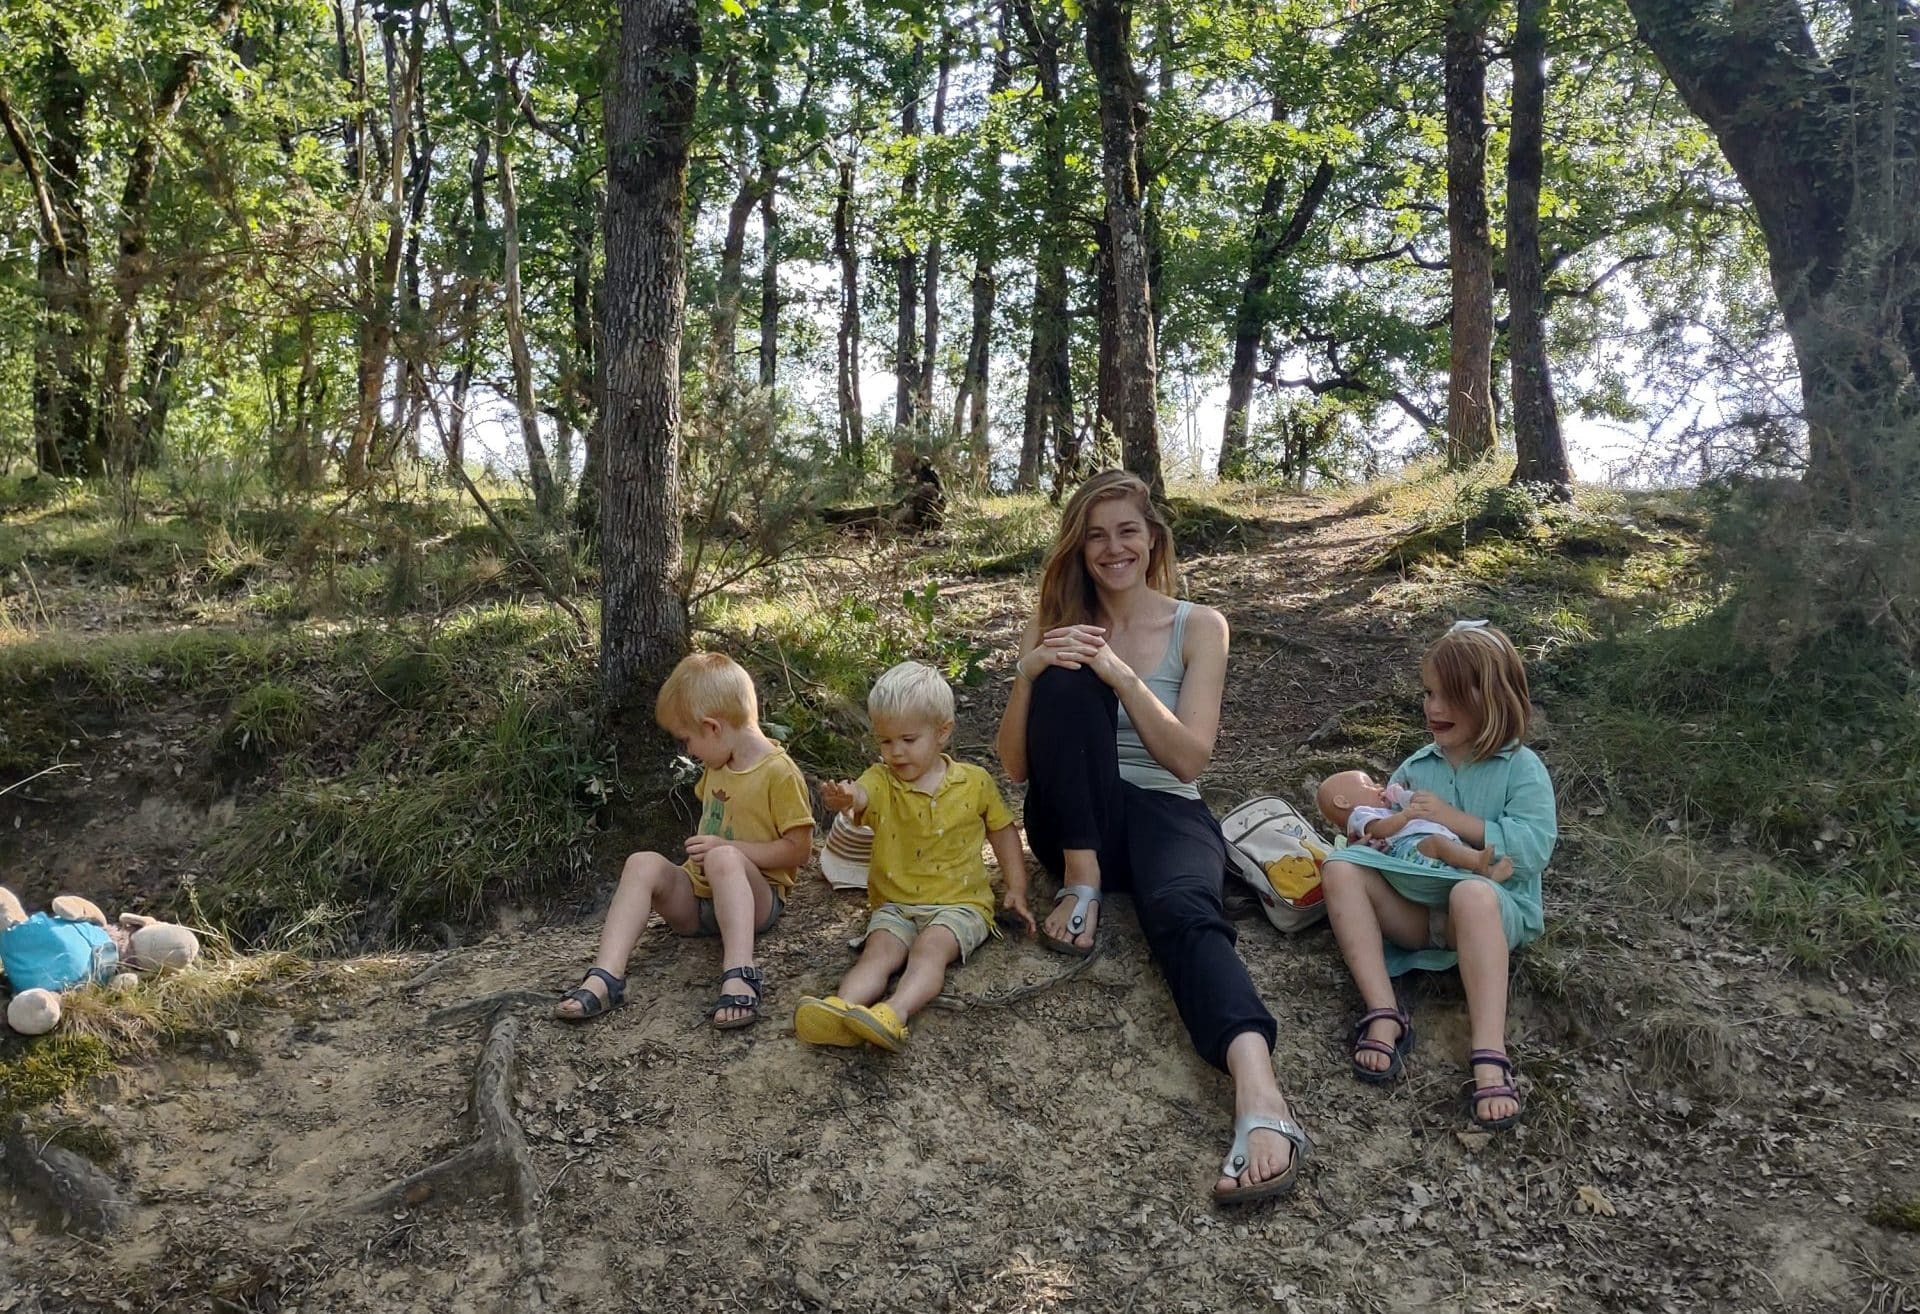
[1868,1196,1920,1233]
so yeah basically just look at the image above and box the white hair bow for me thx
[1449,618,1491,633]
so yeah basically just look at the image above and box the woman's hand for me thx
[1018,624,1108,679]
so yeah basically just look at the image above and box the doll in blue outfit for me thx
[1319,621,1557,1132]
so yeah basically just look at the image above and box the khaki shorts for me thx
[858,902,992,962]
[680,892,785,938]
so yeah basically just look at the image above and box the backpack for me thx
[1221,796,1334,933]
[0,913,119,995]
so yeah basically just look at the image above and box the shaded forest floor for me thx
[2,478,1917,1312]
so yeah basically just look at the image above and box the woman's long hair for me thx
[1035,470,1179,631]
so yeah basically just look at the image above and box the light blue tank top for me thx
[1116,600,1201,800]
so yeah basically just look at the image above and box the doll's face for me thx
[1316,770,1387,825]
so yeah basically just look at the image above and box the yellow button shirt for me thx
[855,758,1014,919]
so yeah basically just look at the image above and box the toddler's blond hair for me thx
[655,651,757,730]
[868,660,954,727]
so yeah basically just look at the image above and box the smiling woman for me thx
[993,469,1310,1206]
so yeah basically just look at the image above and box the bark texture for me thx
[1444,0,1498,466]
[1506,0,1571,496]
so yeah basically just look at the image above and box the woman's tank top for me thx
[1115,600,1202,800]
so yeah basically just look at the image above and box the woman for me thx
[995,470,1309,1204]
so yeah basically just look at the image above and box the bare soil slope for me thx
[5,496,1916,1313]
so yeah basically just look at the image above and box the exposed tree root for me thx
[425,989,552,1027]
[354,1013,551,1309]
[929,939,1108,1011]
[1,1116,130,1238]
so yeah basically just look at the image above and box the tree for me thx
[1624,1,1920,526]
[601,0,697,717]
[1083,0,1162,497]
[1506,0,1570,496]
[1444,0,1498,466]
[1012,0,1074,493]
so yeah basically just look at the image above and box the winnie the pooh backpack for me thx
[1220,796,1333,933]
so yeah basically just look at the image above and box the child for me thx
[1317,622,1557,1131]
[796,661,1034,1051]
[1317,770,1514,881]
[554,652,814,1030]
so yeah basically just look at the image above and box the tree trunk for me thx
[570,159,604,540]
[1506,0,1570,497]
[1083,0,1162,496]
[100,0,246,477]
[343,0,427,485]
[892,42,924,455]
[489,0,560,520]
[1014,0,1073,493]
[1444,0,1498,466]
[916,34,950,428]
[757,178,778,390]
[1220,96,1335,478]
[1624,0,1920,525]
[712,174,760,385]
[832,151,864,464]
[602,0,697,712]
[446,127,489,479]
[9,45,98,476]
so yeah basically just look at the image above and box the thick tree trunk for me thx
[1506,0,1571,497]
[950,6,1013,488]
[1013,0,1072,493]
[446,127,489,479]
[1444,0,1498,466]
[490,0,560,520]
[1624,0,1920,524]
[1084,0,1161,496]
[570,163,604,540]
[832,152,864,464]
[602,0,697,710]
[10,46,98,476]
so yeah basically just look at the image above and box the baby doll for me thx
[1316,771,1513,881]
[1,886,201,1035]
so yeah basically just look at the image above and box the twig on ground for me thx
[402,954,458,993]
[352,1013,551,1309]
[0,761,76,799]
[927,940,1107,1011]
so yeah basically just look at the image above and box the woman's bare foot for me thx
[1213,1092,1300,1198]
[1042,888,1100,952]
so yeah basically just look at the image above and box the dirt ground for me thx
[4,496,1917,1313]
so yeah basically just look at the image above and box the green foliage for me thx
[219,681,314,759]
[1868,1196,1920,1234]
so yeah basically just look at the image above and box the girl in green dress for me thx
[1319,622,1557,1131]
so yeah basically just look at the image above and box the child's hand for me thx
[1403,791,1455,824]
[819,779,865,815]
[684,833,722,862]
[1001,886,1037,937]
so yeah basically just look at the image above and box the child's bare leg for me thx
[1418,835,1511,880]
[703,845,776,1024]
[1042,848,1101,950]
[882,926,961,1021]
[1321,858,1431,1074]
[838,931,909,1007]
[557,851,699,1017]
[1447,880,1517,1121]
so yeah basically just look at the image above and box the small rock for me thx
[403,1183,434,1207]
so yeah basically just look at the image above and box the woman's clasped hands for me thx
[1018,624,1130,685]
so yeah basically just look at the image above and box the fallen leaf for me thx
[1576,1184,1616,1217]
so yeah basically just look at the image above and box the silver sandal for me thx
[1042,884,1102,957]
[1214,1114,1311,1205]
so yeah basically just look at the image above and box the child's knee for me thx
[703,845,750,880]
[621,850,677,887]
[910,926,962,963]
[1320,859,1366,893]
[1448,878,1499,919]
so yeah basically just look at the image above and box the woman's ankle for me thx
[1062,849,1101,886]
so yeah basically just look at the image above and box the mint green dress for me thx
[1332,741,1557,976]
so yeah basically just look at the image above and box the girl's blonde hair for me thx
[1036,470,1179,630]
[655,651,757,730]
[1423,623,1530,762]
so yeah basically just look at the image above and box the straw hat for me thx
[818,811,874,890]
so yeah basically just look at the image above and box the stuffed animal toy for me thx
[0,886,201,1036]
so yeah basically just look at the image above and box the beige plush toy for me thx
[1,885,203,1036]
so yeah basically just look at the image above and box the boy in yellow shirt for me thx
[555,652,814,1030]
[798,661,1034,1051]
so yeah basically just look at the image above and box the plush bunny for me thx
[0,885,202,1036]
